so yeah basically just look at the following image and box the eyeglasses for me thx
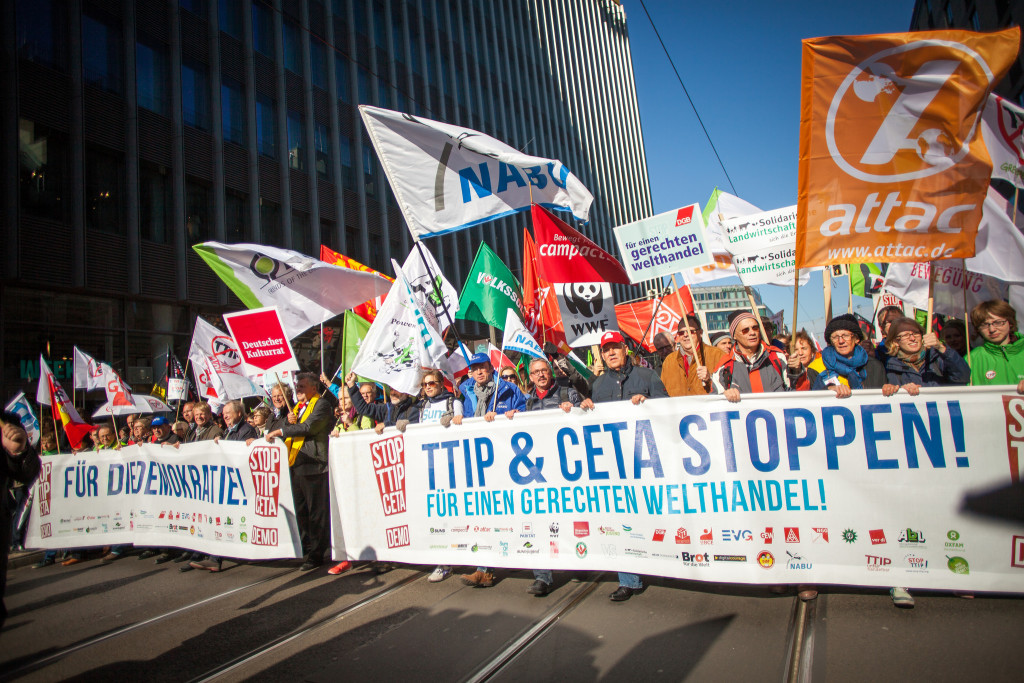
[736,326,758,335]
[501,373,518,380]
[895,331,921,343]
[675,329,699,336]
[979,319,1009,330]
[421,380,439,388]
[529,368,550,376]
[830,333,856,342]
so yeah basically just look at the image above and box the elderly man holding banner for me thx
[661,314,724,397]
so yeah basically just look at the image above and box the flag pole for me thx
[926,264,936,334]
[823,269,833,322]
[743,285,770,343]
[846,265,854,314]
[412,238,472,369]
[963,259,972,383]
[319,322,325,377]
[671,274,704,371]
[637,291,667,354]
[791,267,800,351]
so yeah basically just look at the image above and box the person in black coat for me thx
[345,372,420,433]
[266,373,336,571]
[1,412,41,629]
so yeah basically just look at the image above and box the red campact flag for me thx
[614,291,694,352]
[521,228,565,345]
[532,205,631,285]
[319,245,393,322]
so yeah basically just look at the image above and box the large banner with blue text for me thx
[330,387,1024,591]
[25,441,302,560]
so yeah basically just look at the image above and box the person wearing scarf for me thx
[711,311,789,401]
[809,314,888,397]
[883,317,970,395]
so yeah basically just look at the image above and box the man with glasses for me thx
[969,300,1024,391]
[652,333,674,362]
[662,315,724,397]
[712,311,790,401]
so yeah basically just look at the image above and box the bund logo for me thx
[826,40,996,183]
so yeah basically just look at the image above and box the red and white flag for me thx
[522,228,565,345]
[532,205,631,285]
[37,356,92,449]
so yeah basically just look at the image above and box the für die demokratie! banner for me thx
[331,387,1024,592]
[25,441,302,560]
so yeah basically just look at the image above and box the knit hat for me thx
[709,331,730,345]
[823,313,863,345]
[728,311,758,339]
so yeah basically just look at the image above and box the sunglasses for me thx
[421,380,439,388]
[501,373,518,380]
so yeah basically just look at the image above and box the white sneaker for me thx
[428,565,451,582]
[890,586,914,607]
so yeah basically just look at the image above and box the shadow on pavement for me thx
[600,614,735,681]
[6,568,166,618]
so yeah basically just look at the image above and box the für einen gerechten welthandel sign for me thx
[613,204,713,284]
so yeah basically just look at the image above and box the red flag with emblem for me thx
[319,245,393,322]
[521,228,565,345]
[531,205,631,285]
[614,291,694,352]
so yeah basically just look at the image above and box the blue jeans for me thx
[111,544,131,555]
[533,570,553,584]
[618,572,641,589]
[476,566,489,573]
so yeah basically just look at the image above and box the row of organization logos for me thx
[39,507,280,547]
[415,523,1024,574]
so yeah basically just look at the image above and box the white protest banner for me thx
[330,387,1024,591]
[73,347,107,391]
[981,92,1024,188]
[685,190,761,285]
[612,204,712,283]
[359,105,593,238]
[189,317,262,401]
[885,261,1008,317]
[167,378,187,402]
[223,307,300,378]
[92,394,173,419]
[555,283,618,347]
[401,244,460,332]
[722,206,812,286]
[25,441,302,560]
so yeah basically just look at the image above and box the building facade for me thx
[1,0,651,403]
[691,284,775,335]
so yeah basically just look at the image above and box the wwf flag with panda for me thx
[556,283,619,347]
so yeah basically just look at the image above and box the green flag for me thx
[456,242,524,328]
[850,263,886,298]
[341,310,372,383]
[701,187,721,224]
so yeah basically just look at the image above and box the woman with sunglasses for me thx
[969,300,1024,392]
[499,366,523,389]
[883,317,970,395]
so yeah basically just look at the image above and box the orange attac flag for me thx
[796,28,1019,268]
[521,228,565,345]
[319,245,393,322]
[614,291,693,352]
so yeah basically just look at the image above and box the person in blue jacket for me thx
[453,353,527,425]
[883,317,970,394]
[455,353,527,588]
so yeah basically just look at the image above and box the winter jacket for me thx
[419,390,464,423]
[525,384,582,411]
[661,343,724,397]
[712,344,789,394]
[189,422,223,442]
[970,336,1024,386]
[591,363,668,404]
[884,346,971,387]
[280,394,336,474]
[808,355,886,390]
[222,421,260,442]
[458,376,527,415]
[349,384,420,427]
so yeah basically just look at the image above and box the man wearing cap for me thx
[456,353,527,588]
[661,316,724,397]
[807,313,887,398]
[710,332,734,356]
[580,331,667,601]
[711,311,789,401]
[150,416,180,445]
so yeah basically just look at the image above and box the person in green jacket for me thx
[969,300,1024,393]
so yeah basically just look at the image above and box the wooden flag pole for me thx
[847,266,854,315]
[743,285,770,343]
[823,269,833,322]
[791,268,800,349]
[671,274,704,370]
[925,264,936,334]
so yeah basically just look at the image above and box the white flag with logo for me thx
[351,261,450,395]
[685,190,761,285]
[188,317,262,401]
[966,186,1024,283]
[5,392,40,447]
[981,93,1024,189]
[401,244,460,332]
[192,242,393,339]
[359,105,594,238]
[73,347,108,391]
[501,309,545,360]
[101,366,136,411]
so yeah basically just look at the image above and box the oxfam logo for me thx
[249,255,293,285]
[947,530,960,541]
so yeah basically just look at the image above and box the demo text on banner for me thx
[330,388,1024,592]
[25,441,303,560]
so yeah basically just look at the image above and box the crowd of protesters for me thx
[6,299,1024,614]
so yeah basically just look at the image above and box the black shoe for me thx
[154,552,174,564]
[300,561,322,572]
[138,549,159,560]
[373,562,393,575]
[173,551,192,563]
[32,558,55,569]
[527,579,552,596]
[609,585,642,602]
[179,563,196,572]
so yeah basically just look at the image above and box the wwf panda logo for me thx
[562,283,603,317]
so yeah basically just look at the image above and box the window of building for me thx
[218,0,243,39]
[185,180,211,244]
[136,41,169,115]
[287,111,305,170]
[315,123,332,181]
[16,0,66,69]
[283,20,302,74]
[373,2,387,48]
[221,77,246,145]
[18,118,67,222]
[969,10,981,31]
[85,146,124,234]
[310,39,327,89]
[335,55,351,102]
[260,199,282,246]
[945,3,954,26]
[139,163,170,243]
[181,60,210,130]
[179,0,207,17]
[409,27,421,74]
[363,140,376,197]
[292,212,311,254]
[395,90,408,113]
[252,2,274,57]
[83,13,122,94]
[256,95,276,158]
[357,67,372,104]
[377,77,391,108]
[340,134,354,189]
[353,1,367,36]
[391,18,405,64]
[225,191,249,242]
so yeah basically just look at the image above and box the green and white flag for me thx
[351,260,449,395]
[456,242,524,328]
[192,242,392,339]
[341,310,372,383]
